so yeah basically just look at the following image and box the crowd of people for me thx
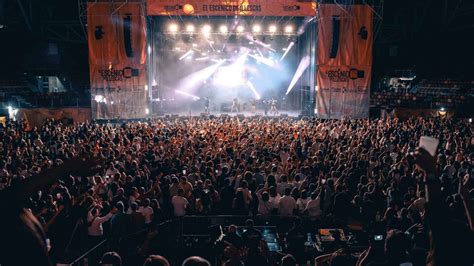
[0,116,472,265]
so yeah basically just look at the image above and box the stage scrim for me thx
[316,4,373,119]
[87,2,148,119]
[147,0,316,17]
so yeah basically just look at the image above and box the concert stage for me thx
[87,1,374,120]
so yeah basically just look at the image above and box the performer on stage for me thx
[263,99,270,116]
[231,97,239,113]
[204,97,210,114]
[251,99,257,114]
[270,98,278,116]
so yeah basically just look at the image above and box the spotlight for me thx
[94,95,106,103]
[186,24,195,32]
[252,24,261,33]
[284,25,294,33]
[219,25,228,34]
[169,23,179,33]
[236,25,245,33]
[202,24,212,35]
[144,85,148,91]
[269,24,277,33]
[145,108,150,115]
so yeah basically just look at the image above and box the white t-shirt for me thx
[138,206,154,224]
[268,195,281,211]
[172,196,189,217]
[305,197,321,218]
[279,195,296,216]
[296,198,309,213]
[257,198,271,215]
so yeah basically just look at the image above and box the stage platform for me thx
[152,110,302,118]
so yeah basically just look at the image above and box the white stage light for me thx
[186,24,195,32]
[284,25,294,33]
[145,108,150,115]
[179,49,194,60]
[175,47,181,51]
[175,90,200,100]
[94,95,106,103]
[236,25,245,33]
[7,106,18,120]
[169,23,179,33]
[252,24,261,33]
[269,24,277,33]
[202,25,212,35]
[219,25,228,33]
[280,41,295,61]
[213,53,248,86]
[152,79,157,86]
[147,45,151,54]
[246,81,261,100]
[286,56,310,95]
[144,85,148,91]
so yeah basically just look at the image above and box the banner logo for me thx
[283,5,301,11]
[94,26,104,40]
[99,67,139,82]
[326,68,365,82]
[358,26,368,40]
[183,4,195,14]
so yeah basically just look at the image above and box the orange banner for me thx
[87,2,148,119]
[316,4,373,119]
[147,0,316,17]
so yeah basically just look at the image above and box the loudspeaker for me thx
[123,14,133,58]
[330,16,341,59]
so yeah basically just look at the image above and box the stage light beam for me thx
[179,49,194,60]
[175,90,200,100]
[280,41,295,61]
[246,81,261,100]
[286,55,310,95]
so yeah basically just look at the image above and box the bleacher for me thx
[371,78,473,109]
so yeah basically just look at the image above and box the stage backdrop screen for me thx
[316,4,373,119]
[147,0,316,17]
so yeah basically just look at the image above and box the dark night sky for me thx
[0,0,473,83]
